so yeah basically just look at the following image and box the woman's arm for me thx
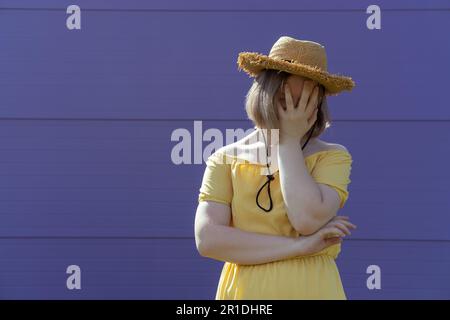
[276,81,342,235]
[278,137,339,235]
[194,201,350,265]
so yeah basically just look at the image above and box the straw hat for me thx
[237,36,355,95]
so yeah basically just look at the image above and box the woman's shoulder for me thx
[305,139,350,158]
[211,130,265,165]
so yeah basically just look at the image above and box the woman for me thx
[194,36,357,299]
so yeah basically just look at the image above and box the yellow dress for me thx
[197,134,353,300]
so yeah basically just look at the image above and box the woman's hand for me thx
[277,80,320,143]
[298,215,357,255]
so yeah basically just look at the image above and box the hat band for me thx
[270,55,327,72]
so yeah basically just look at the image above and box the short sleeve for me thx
[311,150,353,209]
[198,152,233,206]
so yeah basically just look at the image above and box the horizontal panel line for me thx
[1,117,450,122]
[0,236,448,242]
[1,8,450,13]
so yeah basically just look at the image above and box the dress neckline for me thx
[299,148,350,161]
[212,128,350,170]
[216,148,350,168]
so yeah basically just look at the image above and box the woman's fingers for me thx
[340,219,357,229]
[332,221,353,236]
[282,80,319,116]
[332,218,356,228]
[322,226,345,238]
[332,216,357,229]
[322,216,357,237]
[307,102,318,124]
[284,84,295,112]
[306,86,319,116]
[318,214,358,248]
[276,99,286,117]
[297,81,316,111]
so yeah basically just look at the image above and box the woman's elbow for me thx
[291,215,323,236]
[195,224,214,257]
[194,201,231,257]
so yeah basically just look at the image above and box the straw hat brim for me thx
[237,52,355,95]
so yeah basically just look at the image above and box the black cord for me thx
[256,171,275,212]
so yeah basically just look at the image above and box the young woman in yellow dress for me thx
[195,36,357,300]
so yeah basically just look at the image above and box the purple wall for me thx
[0,0,449,299]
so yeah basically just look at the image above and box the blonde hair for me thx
[244,69,331,138]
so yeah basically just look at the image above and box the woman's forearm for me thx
[278,136,325,234]
[199,224,307,265]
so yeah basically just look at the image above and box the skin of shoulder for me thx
[215,131,262,155]
[315,139,349,153]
